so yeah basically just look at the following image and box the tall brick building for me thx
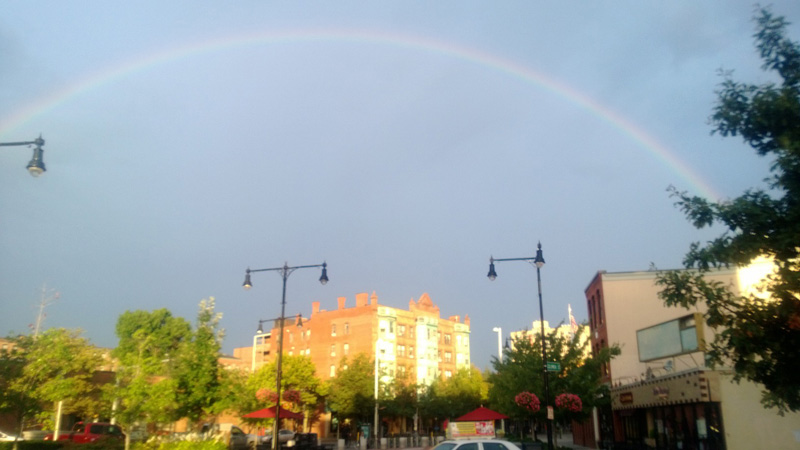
[233,291,471,386]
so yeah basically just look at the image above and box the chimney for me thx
[337,296,346,310]
[370,291,378,305]
[356,293,369,307]
[312,301,320,315]
[465,314,470,326]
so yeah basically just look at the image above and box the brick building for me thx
[233,291,472,386]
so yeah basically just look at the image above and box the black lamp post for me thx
[243,261,328,450]
[0,135,46,176]
[487,242,552,450]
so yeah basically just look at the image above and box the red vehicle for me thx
[45,422,125,444]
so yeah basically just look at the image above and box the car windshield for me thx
[434,443,458,450]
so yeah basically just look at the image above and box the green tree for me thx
[242,353,326,432]
[656,7,800,414]
[488,327,617,429]
[110,308,191,449]
[0,335,38,439]
[14,329,104,428]
[418,367,486,423]
[173,297,231,426]
[326,353,375,425]
[380,376,418,433]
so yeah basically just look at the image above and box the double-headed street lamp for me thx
[487,242,553,450]
[252,314,304,373]
[243,261,328,450]
[1,135,47,176]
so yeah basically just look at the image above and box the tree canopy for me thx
[488,326,617,426]
[656,7,800,414]
[326,353,375,424]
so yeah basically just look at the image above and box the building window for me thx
[344,343,350,355]
[398,325,406,336]
[344,322,350,334]
[597,289,603,324]
[330,344,336,357]
[445,351,452,363]
[389,322,394,333]
[438,351,442,362]
[398,345,405,357]
[330,365,336,377]
[409,327,414,338]
[445,370,452,378]
[409,346,414,358]
[457,335,462,346]
[398,365,406,376]
[444,334,451,345]
[331,324,336,336]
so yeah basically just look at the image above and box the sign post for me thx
[546,362,561,372]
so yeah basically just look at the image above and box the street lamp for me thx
[487,242,552,450]
[492,327,503,361]
[1,134,47,176]
[252,314,304,373]
[243,261,328,450]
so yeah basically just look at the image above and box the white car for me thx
[0,430,23,442]
[434,439,522,450]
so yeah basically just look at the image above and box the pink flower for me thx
[256,389,279,403]
[514,391,541,413]
[555,393,582,413]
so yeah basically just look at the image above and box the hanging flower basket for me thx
[514,391,540,413]
[555,393,582,412]
[256,388,279,403]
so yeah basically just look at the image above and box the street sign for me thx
[546,362,560,372]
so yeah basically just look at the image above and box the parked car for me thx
[44,422,125,444]
[198,423,250,450]
[433,439,522,450]
[263,429,296,444]
[0,430,23,441]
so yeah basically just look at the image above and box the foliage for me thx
[418,367,486,421]
[109,308,191,445]
[514,392,540,413]
[380,375,418,426]
[656,7,800,414]
[172,298,231,425]
[13,329,105,428]
[242,353,326,429]
[325,353,375,424]
[0,335,39,437]
[488,326,617,423]
[131,439,228,450]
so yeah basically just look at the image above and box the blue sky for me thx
[2,1,797,370]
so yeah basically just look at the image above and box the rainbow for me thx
[0,28,719,199]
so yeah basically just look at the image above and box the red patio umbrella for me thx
[454,406,509,421]
[243,405,304,420]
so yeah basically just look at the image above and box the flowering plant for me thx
[555,393,582,412]
[514,391,540,413]
[283,389,302,403]
[256,388,278,403]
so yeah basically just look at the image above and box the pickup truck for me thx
[44,422,125,444]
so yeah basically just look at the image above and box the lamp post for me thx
[243,261,328,450]
[492,327,502,361]
[252,314,304,373]
[487,242,552,450]
[1,134,47,176]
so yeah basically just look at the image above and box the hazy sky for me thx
[2,2,797,370]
